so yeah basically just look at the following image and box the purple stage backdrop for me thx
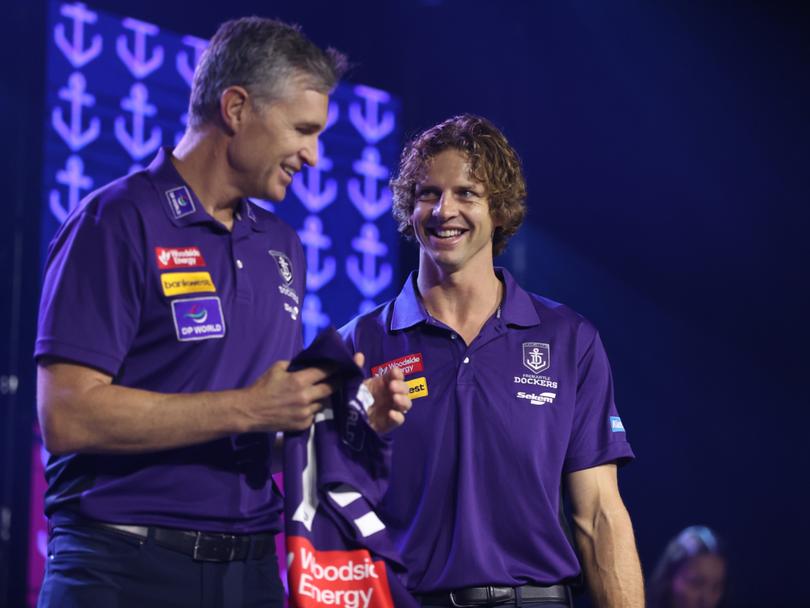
[29,1,402,603]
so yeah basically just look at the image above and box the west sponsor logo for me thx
[610,416,626,433]
[516,390,557,406]
[405,377,428,400]
[165,186,195,219]
[161,271,216,297]
[371,353,424,377]
[171,297,225,341]
[154,246,206,270]
[287,536,394,608]
[269,250,294,285]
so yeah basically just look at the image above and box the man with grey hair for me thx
[35,16,409,607]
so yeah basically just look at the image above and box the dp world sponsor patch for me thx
[405,377,428,400]
[171,296,225,341]
[154,246,206,269]
[161,271,216,296]
[610,416,626,433]
[165,186,195,219]
[371,353,423,377]
[287,536,394,608]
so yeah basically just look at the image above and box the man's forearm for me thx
[573,503,644,608]
[37,360,331,455]
[38,365,251,454]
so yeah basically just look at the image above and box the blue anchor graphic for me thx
[54,2,103,68]
[51,72,101,151]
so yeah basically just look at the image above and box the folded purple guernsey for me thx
[284,327,418,608]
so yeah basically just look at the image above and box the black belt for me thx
[419,584,569,607]
[51,517,275,562]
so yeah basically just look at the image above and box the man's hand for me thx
[241,361,335,432]
[354,353,412,434]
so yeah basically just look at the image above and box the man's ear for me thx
[219,85,250,135]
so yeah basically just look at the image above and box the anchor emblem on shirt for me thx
[522,342,551,374]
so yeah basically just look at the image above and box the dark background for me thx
[2,1,808,606]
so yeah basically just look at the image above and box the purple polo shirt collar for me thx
[390,267,541,331]
[147,147,269,233]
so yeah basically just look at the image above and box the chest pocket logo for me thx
[269,250,294,285]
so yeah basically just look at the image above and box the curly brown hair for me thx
[390,114,527,256]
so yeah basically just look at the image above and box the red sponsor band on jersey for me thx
[287,536,394,608]
[154,246,206,269]
[370,353,423,377]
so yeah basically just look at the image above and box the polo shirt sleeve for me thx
[36,196,146,377]
[563,323,634,473]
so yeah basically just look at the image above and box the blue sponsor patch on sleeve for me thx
[609,416,626,433]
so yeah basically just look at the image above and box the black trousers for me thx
[37,524,285,608]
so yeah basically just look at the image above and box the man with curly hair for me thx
[340,114,644,607]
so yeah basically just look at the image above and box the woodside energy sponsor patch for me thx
[154,246,206,269]
[371,353,423,377]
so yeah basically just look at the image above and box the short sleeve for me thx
[563,326,634,473]
[35,197,146,376]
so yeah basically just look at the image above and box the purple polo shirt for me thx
[36,148,305,533]
[339,269,634,592]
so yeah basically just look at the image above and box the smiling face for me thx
[227,75,329,202]
[411,148,499,275]
[670,554,726,608]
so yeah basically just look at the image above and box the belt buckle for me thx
[192,531,239,562]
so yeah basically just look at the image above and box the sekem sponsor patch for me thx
[161,271,216,296]
[154,246,206,269]
[371,353,423,377]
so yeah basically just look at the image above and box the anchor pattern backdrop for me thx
[42,0,401,342]
[31,1,401,603]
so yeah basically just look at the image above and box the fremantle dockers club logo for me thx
[522,342,550,374]
[269,250,294,285]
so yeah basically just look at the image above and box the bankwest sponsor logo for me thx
[287,536,394,608]
[405,377,428,400]
[154,246,206,270]
[161,272,216,297]
[371,353,423,377]
[610,416,626,432]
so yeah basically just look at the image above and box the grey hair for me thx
[188,16,347,128]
